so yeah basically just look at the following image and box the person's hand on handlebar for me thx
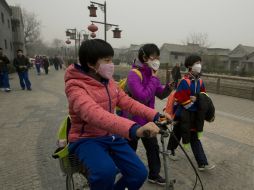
[136,122,160,138]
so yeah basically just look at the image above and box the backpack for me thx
[164,78,203,119]
[118,68,143,92]
[116,68,143,116]
[52,116,71,159]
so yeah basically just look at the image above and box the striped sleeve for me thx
[200,79,206,93]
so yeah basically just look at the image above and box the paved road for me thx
[0,68,253,190]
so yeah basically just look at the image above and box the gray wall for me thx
[0,1,13,61]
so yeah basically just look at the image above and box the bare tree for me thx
[182,32,211,48]
[23,9,41,50]
[51,38,64,49]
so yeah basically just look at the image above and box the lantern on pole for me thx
[112,27,122,38]
[88,23,98,33]
[66,30,72,36]
[65,39,71,44]
[88,4,97,17]
[90,32,96,38]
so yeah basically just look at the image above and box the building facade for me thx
[229,44,254,74]
[0,0,13,60]
[10,6,25,54]
[0,0,25,61]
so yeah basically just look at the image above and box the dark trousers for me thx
[69,136,147,190]
[54,63,59,70]
[190,132,208,166]
[167,127,208,166]
[128,137,161,178]
[44,66,49,74]
[0,71,10,88]
[35,64,41,74]
[18,71,31,89]
[167,122,182,151]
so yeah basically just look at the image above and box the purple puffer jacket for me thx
[124,59,171,125]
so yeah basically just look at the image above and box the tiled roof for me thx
[161,43,203,54]
[206,48,230,56]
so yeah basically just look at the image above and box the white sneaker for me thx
[198,164,215,171]
[165,150,178,161]
[5,88,11,92]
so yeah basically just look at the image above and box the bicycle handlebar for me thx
[142,117,173,138]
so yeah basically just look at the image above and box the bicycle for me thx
[52,116,203,190]
[152,117,204,190]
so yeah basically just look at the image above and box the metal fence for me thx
[114,65,254,100]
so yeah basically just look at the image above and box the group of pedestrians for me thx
[0,47,65,93]
[34,55,50,75]
[0,48,32,92]
[64,39,215,190]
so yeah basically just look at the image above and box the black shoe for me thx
[27,88,32,91]
[22,88,25,90]
[148,175,166,186]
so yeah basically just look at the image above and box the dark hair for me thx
[79,39,114,72]
[138,43,160,63]
[184,54,202,68]
[17,49,23,53]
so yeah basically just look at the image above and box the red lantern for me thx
[65,39,71,44]
[88,4,97,17]
[112,27,122,38]
[88,23,98,32]
[90,32,96,38]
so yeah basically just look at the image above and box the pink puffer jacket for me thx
[65,64,158,142]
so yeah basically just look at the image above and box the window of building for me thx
[175,55,178,59]
[8,19,10,28]
[4,39,7,49]
[1,12,4,24]
[10,42,12,50]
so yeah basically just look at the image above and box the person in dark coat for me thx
[166,55,215,171]
[13,49,32,90]
[42,56,50,75]
[53,55,60,70]
[171,63,181,85]
[0,48,11,92]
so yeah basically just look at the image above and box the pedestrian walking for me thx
[165,54,215,171]
[171,63,181,85]
[42,56,49,75]
[34,55,42,75]
[53,55,60,71]
[0,48,11,92]
[13,49,32,91]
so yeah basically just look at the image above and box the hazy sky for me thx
[6,0,254,49]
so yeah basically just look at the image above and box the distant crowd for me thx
[0,47,64,92]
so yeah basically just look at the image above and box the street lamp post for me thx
[65,29,89,58]
[66,28,77,58]
[88,1,122,41]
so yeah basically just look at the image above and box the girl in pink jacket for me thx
[65,39,161,190]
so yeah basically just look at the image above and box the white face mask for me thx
[192,63,202,73]
[147,59,160,71]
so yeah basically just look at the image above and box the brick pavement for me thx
[0,68,253,190]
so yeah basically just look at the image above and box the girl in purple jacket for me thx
[125,44,173,185]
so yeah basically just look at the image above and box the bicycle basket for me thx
[59,153,82,174]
